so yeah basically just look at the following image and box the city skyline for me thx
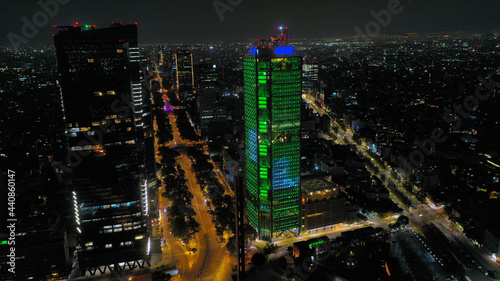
[1,3,500,280]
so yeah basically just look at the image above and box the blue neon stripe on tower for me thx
[274,46,294,55]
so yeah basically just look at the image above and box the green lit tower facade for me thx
[244,27,302,241]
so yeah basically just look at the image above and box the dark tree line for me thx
[174,109,200,141]
[157,146,200,243]
[152,91,174,143]
[186,145,235,238]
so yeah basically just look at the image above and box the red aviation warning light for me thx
[254,27,289,47]
[272,26,288,46]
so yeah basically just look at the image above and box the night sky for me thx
[1,0,500,45]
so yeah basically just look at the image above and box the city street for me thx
[256,222,375,249]
[303,92,500,279]
[152,70,232,280]
[151,71,191,280]
[177,154,228,280]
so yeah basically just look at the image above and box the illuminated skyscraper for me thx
[174,50,195,99]
[244,27,302,241]
[173,50,198,126]
[54,23,152,276]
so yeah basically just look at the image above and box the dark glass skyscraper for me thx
[244,28,302,241]
[174,49,194,98]
[54,23,152,276]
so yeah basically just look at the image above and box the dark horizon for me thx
[2,0,500,47]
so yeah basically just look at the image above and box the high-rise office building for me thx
[196,61,219,90]
[302,60,319,89]
[173,50,199,127]
[199,88,218,134]
[243,27,302,241]
[54,23,152,276]
[174,50,194,99]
